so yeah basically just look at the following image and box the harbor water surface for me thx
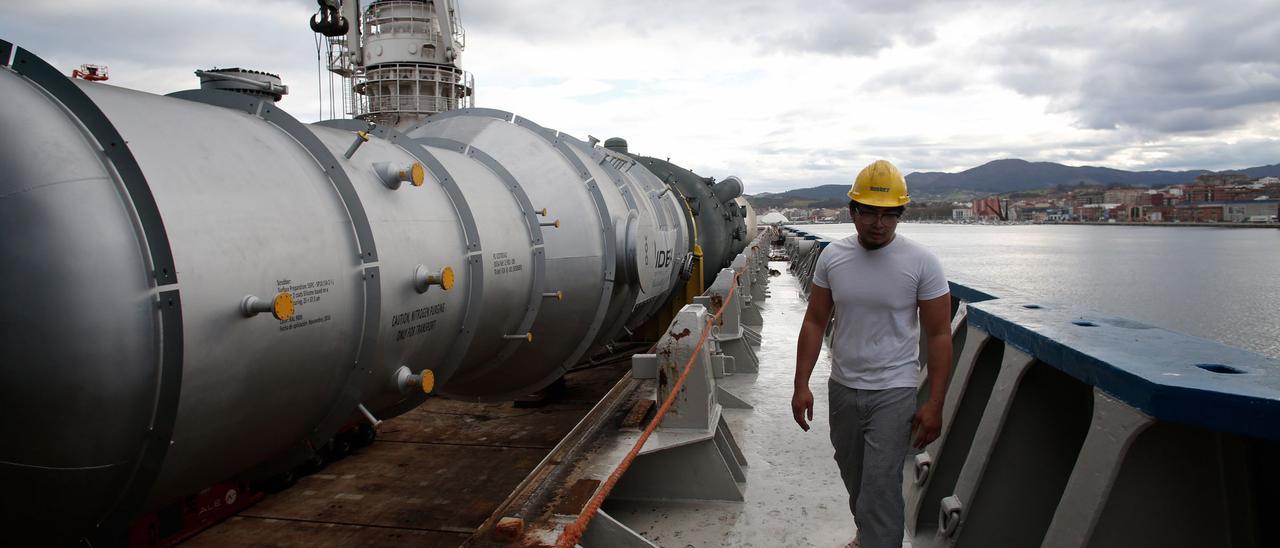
[799,223,1280,359]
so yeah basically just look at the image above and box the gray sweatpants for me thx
[828,381,917,548]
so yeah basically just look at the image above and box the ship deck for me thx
[188,263,885,547]
[186,363,630,546]
[601,262,860,547]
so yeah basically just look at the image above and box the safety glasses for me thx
[853,207,903,225]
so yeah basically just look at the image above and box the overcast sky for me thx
[2,0,1277,193]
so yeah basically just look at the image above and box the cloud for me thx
[754,1,951,56]
[1,0,1276,196]
[979,0,1280,135]
[861,64,972,94]
[1,0,325,115]
[772,17,897,56]
[465,0,946,58]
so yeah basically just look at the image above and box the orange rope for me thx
[555,247,756,547]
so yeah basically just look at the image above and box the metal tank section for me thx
[603,138,751,275]
[398,110,691,399]
[194,67,289,102]
[0,42,744,540]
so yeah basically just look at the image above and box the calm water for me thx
[798,223,1280,359]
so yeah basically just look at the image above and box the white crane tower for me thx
[310,0,475,129]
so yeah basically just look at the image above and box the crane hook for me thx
[309,3,349,37]
[309,11,327,33]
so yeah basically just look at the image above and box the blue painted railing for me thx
[965,299,1280,440]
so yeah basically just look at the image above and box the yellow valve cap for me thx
[356,130,370,141]
[440,266,455,290]
[553,219,561,228]
[555,290,563,301]
[420,369,435,394]
[538,207,548,216]
[526,332,534,342]
[272,292,295,321]
[410,162,425,186]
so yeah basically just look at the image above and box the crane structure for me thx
[311,0,474,129]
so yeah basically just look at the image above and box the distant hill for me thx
[749,160,1280,207]
[906,159,1221,193]
[1241,164,1280,178]
[747,184,850,209]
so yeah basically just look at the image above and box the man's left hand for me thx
[911,401,943,449]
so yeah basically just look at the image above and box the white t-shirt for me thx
[812,235,948,390]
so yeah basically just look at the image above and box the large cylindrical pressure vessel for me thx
[0,52,163,537]
[0,45,473,538]
[0,42,730,540]
[1,49,388,538]
[626,155,750,274]
[400,110,689,398]
[92,82,379,509]
[295,120,472,421]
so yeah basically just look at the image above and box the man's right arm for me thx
[793,285,834,431]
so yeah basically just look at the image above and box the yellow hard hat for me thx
[848,159,910,207]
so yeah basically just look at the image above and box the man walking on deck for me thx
[791,159,953,548]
